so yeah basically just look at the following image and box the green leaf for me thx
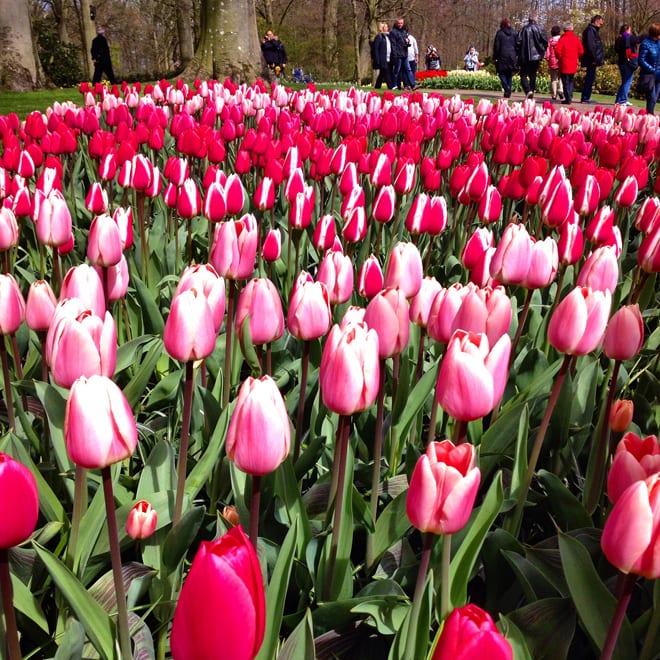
[134,275,164,335]
[480,401,528,480]
[537,470,592,530]
[33,543,116,660]
[137,439,176,500]
[370,490,411,570]
[274,457,313,553]
[450,472,504,608]
[502,550,561,603]
[256,522,299,660]
[11,572,49,633]
[388,570,432,660]
[509,404,530,505]
[558,531,635,659]
[53,620,85,660]
[123,337,164,409]
[278,609,315,660]
[508,597,575,660]
[392,362,437,440]
[161,505,205,571]
[498,614,534,660]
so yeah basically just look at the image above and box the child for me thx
[464,47,481,71]
[426,46,441,70]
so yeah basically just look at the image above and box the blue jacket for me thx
[639,38,660,79]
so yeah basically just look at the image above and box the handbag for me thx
[636,72,654,94]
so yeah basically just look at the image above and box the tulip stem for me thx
[0,549,21,660]
[584,360,620,514]
[51,247,61,295]
[0,338,15,430]
[510,288,534,360]
[293,340,311,462]
[601,572,636,660]
[174,361,194,526]
[326,414,350,600]
[640,580,660,660]
[249,475,262,549]
[223,281,235,408]
[66,466,87,573]
[367,361,387,569]
[101,467,132,660]
[405,533,434,660]
[508,353,573,537]
[440,532,452,621]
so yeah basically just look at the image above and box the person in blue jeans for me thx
[615,24,642,104]
[580,15,604,103]
[638,23,660,114]
[389,17,416,90]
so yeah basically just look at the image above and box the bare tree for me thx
[183,0,266,82]
[70,0,97,79]
[323,0,339,76]
[177,0,194,66]
[0,0,43,90]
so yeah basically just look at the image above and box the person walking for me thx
[555,22,584,105]
[493,19,518,98]
[407,31,419,79]
[546,26,564,101]
[516,13,548,99]
[261,31,288,78]
[371,23,393,89]
[91,26,117,85]
[390,18,416,90]
[638,23,660,114]
[580,15,604,103]
[614,24,641,105]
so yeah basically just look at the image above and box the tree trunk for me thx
[183,0,266,83]
[0,0,41,90]
[177,0,195,67]
[72,0,97,80]
[322,0,339,77]
[54,0,70,42]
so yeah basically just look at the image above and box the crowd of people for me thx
[370,18,420,90]
[492,14,660,113]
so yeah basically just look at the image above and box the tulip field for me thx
[0,78,659,659]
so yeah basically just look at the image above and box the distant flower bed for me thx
[417,69,551,93]
[415,70,449,81]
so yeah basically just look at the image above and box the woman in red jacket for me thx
[555,22,585,104]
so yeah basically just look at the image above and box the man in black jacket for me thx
[91,27,117,84]
[516,14,548,99]
[580,15,604,103]
[389,18,416,90]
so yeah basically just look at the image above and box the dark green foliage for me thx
[34,16,83,87]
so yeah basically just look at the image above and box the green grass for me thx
[0,88,83,117]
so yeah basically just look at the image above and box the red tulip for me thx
[603,304,644,361]
[253,176,276,211]
[460,161,489,203]
[357,254,384,299]
[224,173,247,216]
[608,399,634,433]
[85,182,108,214]
[262,227,282,262]
[0,274,26,335]
[607,432,660,504]
[203,181,227,223]
[364,287,410,359]
[436,330,511,421]
[226,375,291,475]
[312,214,337,251]
[634,197,660,234]
[406,440,480,535]
[65,375,138,469]
[477,186,502,224]
[287,272,332,341]
[25,280,57,332]
[541,177,573,228]
[462,228,494,271]
[235,277,284,346]
[601,473,660,579]
[548,287,611,355]
[585,206,615,245]
[126,500,158,539]
[614,175,638,208]
[177,178,202,219]
[171,526,266,660]
[431,604,512,660]
[209,214,258,280]
[0,453,39,548]
[320,321,380,415]
[371,185,396,224]
[574,174,600,216]
[557,220,584,266]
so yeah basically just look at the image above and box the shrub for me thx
[574,63,620,96]
[34,17,84,87]
[417,70,551,94]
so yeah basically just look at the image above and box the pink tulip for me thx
[46,308,117,388]
[171,526,266,660]
[25,280,57,332]
[541,177,573,228]
[384,241,423,298]
[312,214,337,251]
[608,399,634,433]
[607,432,660,504]
[489,223,532,286]
[586,206,615,245]
[548,287,611,355]
[462,228,494,270]
[0,274,26,335]
[112,207,134,250]
[288,189,314,230]
[357,255,384,299]
[405,193,430,234]
[574,174,600,216]
[320,321,380,415]
[638,223,660,273]
[0,207,19,250]
[126,500,158,539]
[0,453,39,548]
[253,176,276,211]
[431,604,513,660]
[226,375,290,475]
[370,152,393,186]
[372,185,396,224]
[85,182,108,214]
[87,213,123,267]
[409,276,442,328]
[576,246,619,293]
[209,214,258,280]
[520,237,558,289]
[601,473,660,579]
[558,220,584,266]
[94,256,129,302]
[437,329,511,421]
[287,272,332,341]
[634,197,660,234]
[164,287,216,362]
[477,185,502,224]
[224,173,247,216]
[235,277,284,345]
[427,284,467,345]
[174,264,226,333]
[364,288,410,359]
[65,375,138,469]
[203,181,227,222]
[342,205,368,243]
[406,440,481,535]
[614,175,638,208]
[317,242,354,304]
[177,178,202,219]
[460,161,489,203]
[393,159,416,195]
[603,304,644,361]
[36,189,72,247]
[60,264,105,317]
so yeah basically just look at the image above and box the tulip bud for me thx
[0,207,19,251]
[409,277,442,328]
[26,280,57,332]
[608,400,634,433]
[489,223,532,286]
[171,526,266,659]
[87,213,123,267]
[638,223,660,273]
[576,246,619,293]
[0,453,39,549]
[209,214,258,280]
[65,375,138,469]
[384,241,423,298]
[60,264,105,318]
[357,255,384,299]
[85,182,108,214]
[164,287,216,362]
[222,505,240,526]
[226,376,290,475]
[603,304,644,361]
[0,274,26,335]
[317,243,354,304]
[312,214,337,251]
[364,288,410,359]
[262,227,282,262]
[174,264,226,333]
[406,440,480,535]
[287,272,332,341]
[126,500,158,539]
[372,185,396,224]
